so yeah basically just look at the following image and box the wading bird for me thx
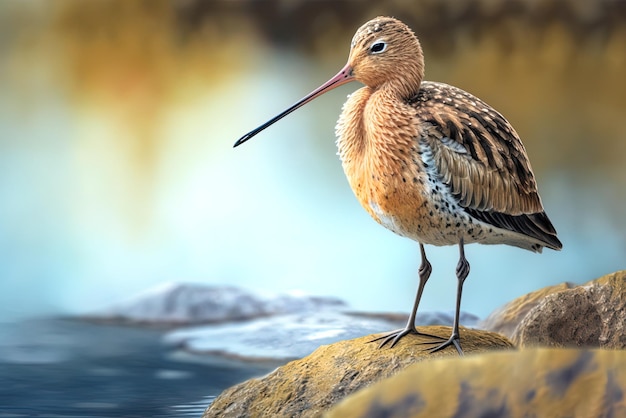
[234,16,562,355]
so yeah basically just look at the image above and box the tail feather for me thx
[465,208,562,251]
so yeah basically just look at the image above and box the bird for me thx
[233,16,562,355]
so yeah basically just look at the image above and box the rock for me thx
[327,348,626,418]
[478,282,575,338]
[83,283,346,326]
[202,328,513,417]
[166,310,481,362]
[480,271,626,349]
[513,271,626,348]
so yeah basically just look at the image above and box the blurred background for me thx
[1,0,625,322]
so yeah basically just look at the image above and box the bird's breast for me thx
[356,148,488,246]
[335,86,488,245]
[336,88,428,238]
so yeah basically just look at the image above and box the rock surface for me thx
[480,271,626,349]
[478,281,575,337]
[202,328,513,417]
[327,347,626,418]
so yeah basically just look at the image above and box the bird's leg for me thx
[428,238,470,356]
[372,243,445,348]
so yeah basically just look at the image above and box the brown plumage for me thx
[234,16,562,355]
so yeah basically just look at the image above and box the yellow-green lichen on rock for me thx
[202,327,513,418]
[326,348,626,418]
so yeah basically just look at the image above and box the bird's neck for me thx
[383,69,424,102]
[364,86,420,161]
[335,87,370,170]
[336,85,419,177]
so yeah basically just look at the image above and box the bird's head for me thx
[346,17,425,95]
[234,16,425,147]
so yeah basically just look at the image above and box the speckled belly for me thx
[357,169,496,247]
[340,131,503,247]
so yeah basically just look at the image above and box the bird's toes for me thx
[427,336,464,356]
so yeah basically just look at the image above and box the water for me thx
[0,318,280,417]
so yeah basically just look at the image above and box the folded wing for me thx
[413,81,562,251]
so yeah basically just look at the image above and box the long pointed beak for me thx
[234,63,354,147]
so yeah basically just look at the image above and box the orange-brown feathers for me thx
[348,17,425,99]
[335,16,561,250]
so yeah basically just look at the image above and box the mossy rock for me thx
[327,348,626,418]
[203,327,513,417]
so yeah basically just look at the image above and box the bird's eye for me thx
[369,40,387,54]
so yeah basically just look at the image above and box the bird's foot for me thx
[426,333,464,356]
[371,327,445,349]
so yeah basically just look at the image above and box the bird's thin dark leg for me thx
[428,238,469,356]
[372,243,445,348]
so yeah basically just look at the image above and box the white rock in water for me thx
[164,310,480,361]
[86,283,347,325]
[164,311,397,360]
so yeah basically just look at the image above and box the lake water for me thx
[0,318,280,417]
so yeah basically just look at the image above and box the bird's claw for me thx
[371,327,446,349]
[426,334,464,356]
